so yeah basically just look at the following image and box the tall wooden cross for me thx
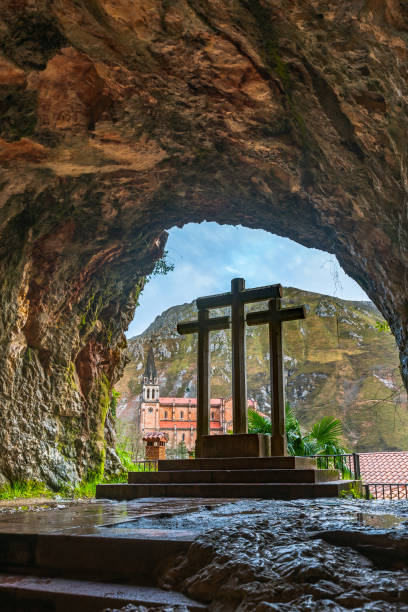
[197,278,282,433]
[177,309,230,439]
[247,298,306,455]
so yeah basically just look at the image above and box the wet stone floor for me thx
[3,497,408,610]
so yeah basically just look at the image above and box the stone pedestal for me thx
[196,433,271,458]
[145,444,166,460]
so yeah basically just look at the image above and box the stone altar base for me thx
[196,433,271,458]
[96,456,361,500]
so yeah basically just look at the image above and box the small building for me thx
[139,346,257,451]
[143,432,168,460]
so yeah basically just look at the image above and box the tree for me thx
[166,440,189,459]
[115,418,144,461]
[151,251,175,276]
[127,378,139,396]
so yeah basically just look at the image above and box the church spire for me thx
[142,345,159,407]
[144,345,157,383]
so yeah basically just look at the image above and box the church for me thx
[140,346,257,451]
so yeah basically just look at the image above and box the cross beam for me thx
[177,309,230,441]
[197,279,282,433]
[247,299,306,455]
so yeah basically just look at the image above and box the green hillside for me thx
[117,288,408,452]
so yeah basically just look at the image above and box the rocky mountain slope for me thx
[117,289,408,452]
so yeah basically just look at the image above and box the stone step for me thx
[128,468,339,484]
[0,532,192,584]
[0,573,206,611]
[158,456,317,471]
[96,480,359,501]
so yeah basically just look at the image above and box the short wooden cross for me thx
[177,309,230,439]
[197,278,282,433]
[246,298,306,455]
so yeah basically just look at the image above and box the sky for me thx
[126,222,369,338]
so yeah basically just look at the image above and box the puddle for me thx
[103,515,202,532]
[101,503,270,535]
[355,512,408,529]
[98,527,196,540]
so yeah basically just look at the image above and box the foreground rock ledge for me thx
[114,498,408,611]
[0,0,407,485]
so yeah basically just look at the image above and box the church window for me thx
[152,389,155,399]
[164,411,168,419]
[182,433,185,441]
[148,407,153,413]
[211,411,215,420]
[180,410,184,419]
[147,388,150,399]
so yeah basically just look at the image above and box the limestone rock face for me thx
[0,0,407,485]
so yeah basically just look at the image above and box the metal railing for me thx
[131,454,408,501]
[364,483,408,500]
[309,453,361,480]
[132,460,158,472]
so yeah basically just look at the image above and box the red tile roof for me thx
[142,432,168,442]
[159,420,222,429]
[359,451,408,483]
[159,398,223,406]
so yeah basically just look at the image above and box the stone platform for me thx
[96,456,360,501]
[0,497,405,610]
[0,498,220,610]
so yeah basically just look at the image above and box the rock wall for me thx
[0,0,408,486]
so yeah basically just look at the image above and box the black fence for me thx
[132,460,158,472]
[309,453,361,480]
[364,483,408,500]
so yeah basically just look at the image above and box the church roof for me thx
[144,345,157,380]
[160,420,223,429]
[159,397,223,406]
[142,431,168,442]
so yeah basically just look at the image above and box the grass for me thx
[65,475,127,499]
[0,480,53,500]
[0,448,157,502]
[57,448,155,499]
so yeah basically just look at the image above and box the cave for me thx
[0,0,407,488]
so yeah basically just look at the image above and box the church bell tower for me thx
[141,345,160,432]
[143,345,159,401]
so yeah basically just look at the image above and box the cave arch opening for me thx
[115,222,407,457]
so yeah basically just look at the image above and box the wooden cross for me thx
[177,309,230,439]
[197,278,282,433]
[246,298,306,455]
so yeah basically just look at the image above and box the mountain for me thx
[117,288,408,452]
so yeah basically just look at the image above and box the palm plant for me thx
[247,409,272,434]
[247,406,349,470]
[284,403,305,456]
[305,415,349,471]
